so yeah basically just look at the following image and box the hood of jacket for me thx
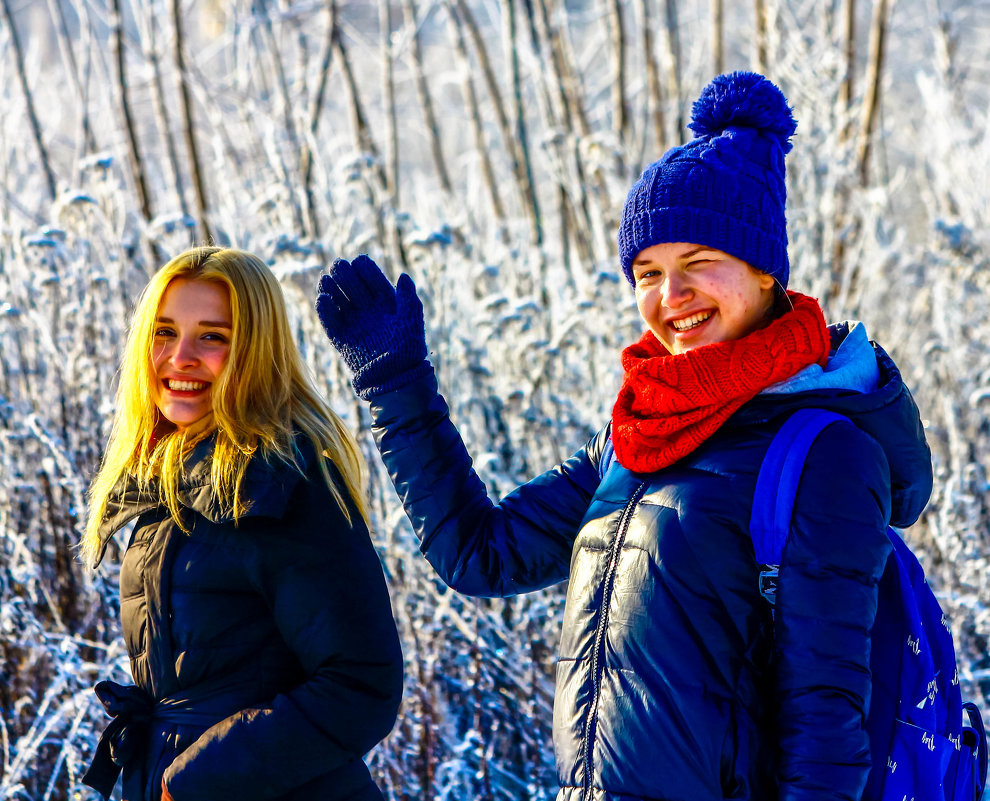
[96,436,311,565]
[731,320,932,527]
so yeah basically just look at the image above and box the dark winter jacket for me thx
[86,437,403,801]
[366,324,932,801]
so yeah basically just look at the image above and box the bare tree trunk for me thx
[446,1,506,224]
[606,0,628,140]
[504,0,543,246]
[829,0,856,296]
[377,0,410,276]
[838,0,856,142]
[46,0,97,155]
[755,0,767,73]
[401,0,453,196]
[2,0,57,201]
[662,0,684,138]
[540,0,590,137]
[857,0,890,186]
[330,5,388,256]
[527,0,598,265]
[145,3,190,220]
[453,0,541,245]
[111,0,154,225]
[301,1,337,243]
[256,0,307,236]
[640,0,666,157]
[712,0,724,75]
[379,0,399,208]
[170,0,213,242]
[332,12,385,188]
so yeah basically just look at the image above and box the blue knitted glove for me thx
[316,255,431,399]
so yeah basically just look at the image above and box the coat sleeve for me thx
[368,368,606,597]
[774,420,893,801]
[161,473,403,801]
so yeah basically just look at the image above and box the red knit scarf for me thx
[611,292,830,473]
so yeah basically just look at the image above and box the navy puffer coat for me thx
[88,438,403,801]
[367,331,931,801]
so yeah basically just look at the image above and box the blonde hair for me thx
[83,247,368,566]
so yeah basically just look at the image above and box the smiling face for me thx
[152,278,233,430]
[632,242,776,355]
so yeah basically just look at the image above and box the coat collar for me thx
[95,435,309,565]
[729,331,933,529]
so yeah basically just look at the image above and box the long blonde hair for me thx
[84,247,368,566]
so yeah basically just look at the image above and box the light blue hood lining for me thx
[762,321,880,396]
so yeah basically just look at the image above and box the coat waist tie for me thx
[82,679,250,799]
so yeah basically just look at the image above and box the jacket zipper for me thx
[581,481,647,801]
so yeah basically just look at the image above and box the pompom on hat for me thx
[617,72,797,287]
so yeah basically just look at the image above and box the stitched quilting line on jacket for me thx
[580,480,647,801]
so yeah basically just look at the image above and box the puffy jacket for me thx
[87,438,403,801]
[367,326,932,801]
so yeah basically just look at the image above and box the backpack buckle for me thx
[759,565,779,606]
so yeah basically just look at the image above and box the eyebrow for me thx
[156,316,232,329]
[632,245,710,265]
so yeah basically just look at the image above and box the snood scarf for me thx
[611,292,830,473]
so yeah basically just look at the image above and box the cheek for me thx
[635,288,656,319]
[151,347,167,372]
[208,349,231,377]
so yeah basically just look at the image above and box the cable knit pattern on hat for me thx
[611,292,829,473]
[617,72,796,287]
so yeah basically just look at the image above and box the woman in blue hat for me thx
[316,73,933,800]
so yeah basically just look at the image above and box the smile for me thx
[166,379,208,391]
[670,311,713,331]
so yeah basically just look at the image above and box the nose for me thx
[169,336,199,368]
[661,272,692,307]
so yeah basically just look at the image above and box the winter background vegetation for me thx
[1,0,988,797]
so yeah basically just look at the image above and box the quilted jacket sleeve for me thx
[774,419,893,801]
[368,368,606,597]
[161,473,403,800]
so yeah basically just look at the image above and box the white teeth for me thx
[168,379,207,391]
[671,312,712,331]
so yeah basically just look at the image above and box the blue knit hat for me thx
[617,72,797,287]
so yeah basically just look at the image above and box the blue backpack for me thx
[752,408,988,801]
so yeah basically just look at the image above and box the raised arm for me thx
[316,256,605,597]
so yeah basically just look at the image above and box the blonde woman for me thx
[82,247,402,801]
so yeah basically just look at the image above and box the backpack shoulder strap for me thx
[750,408,851,567]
